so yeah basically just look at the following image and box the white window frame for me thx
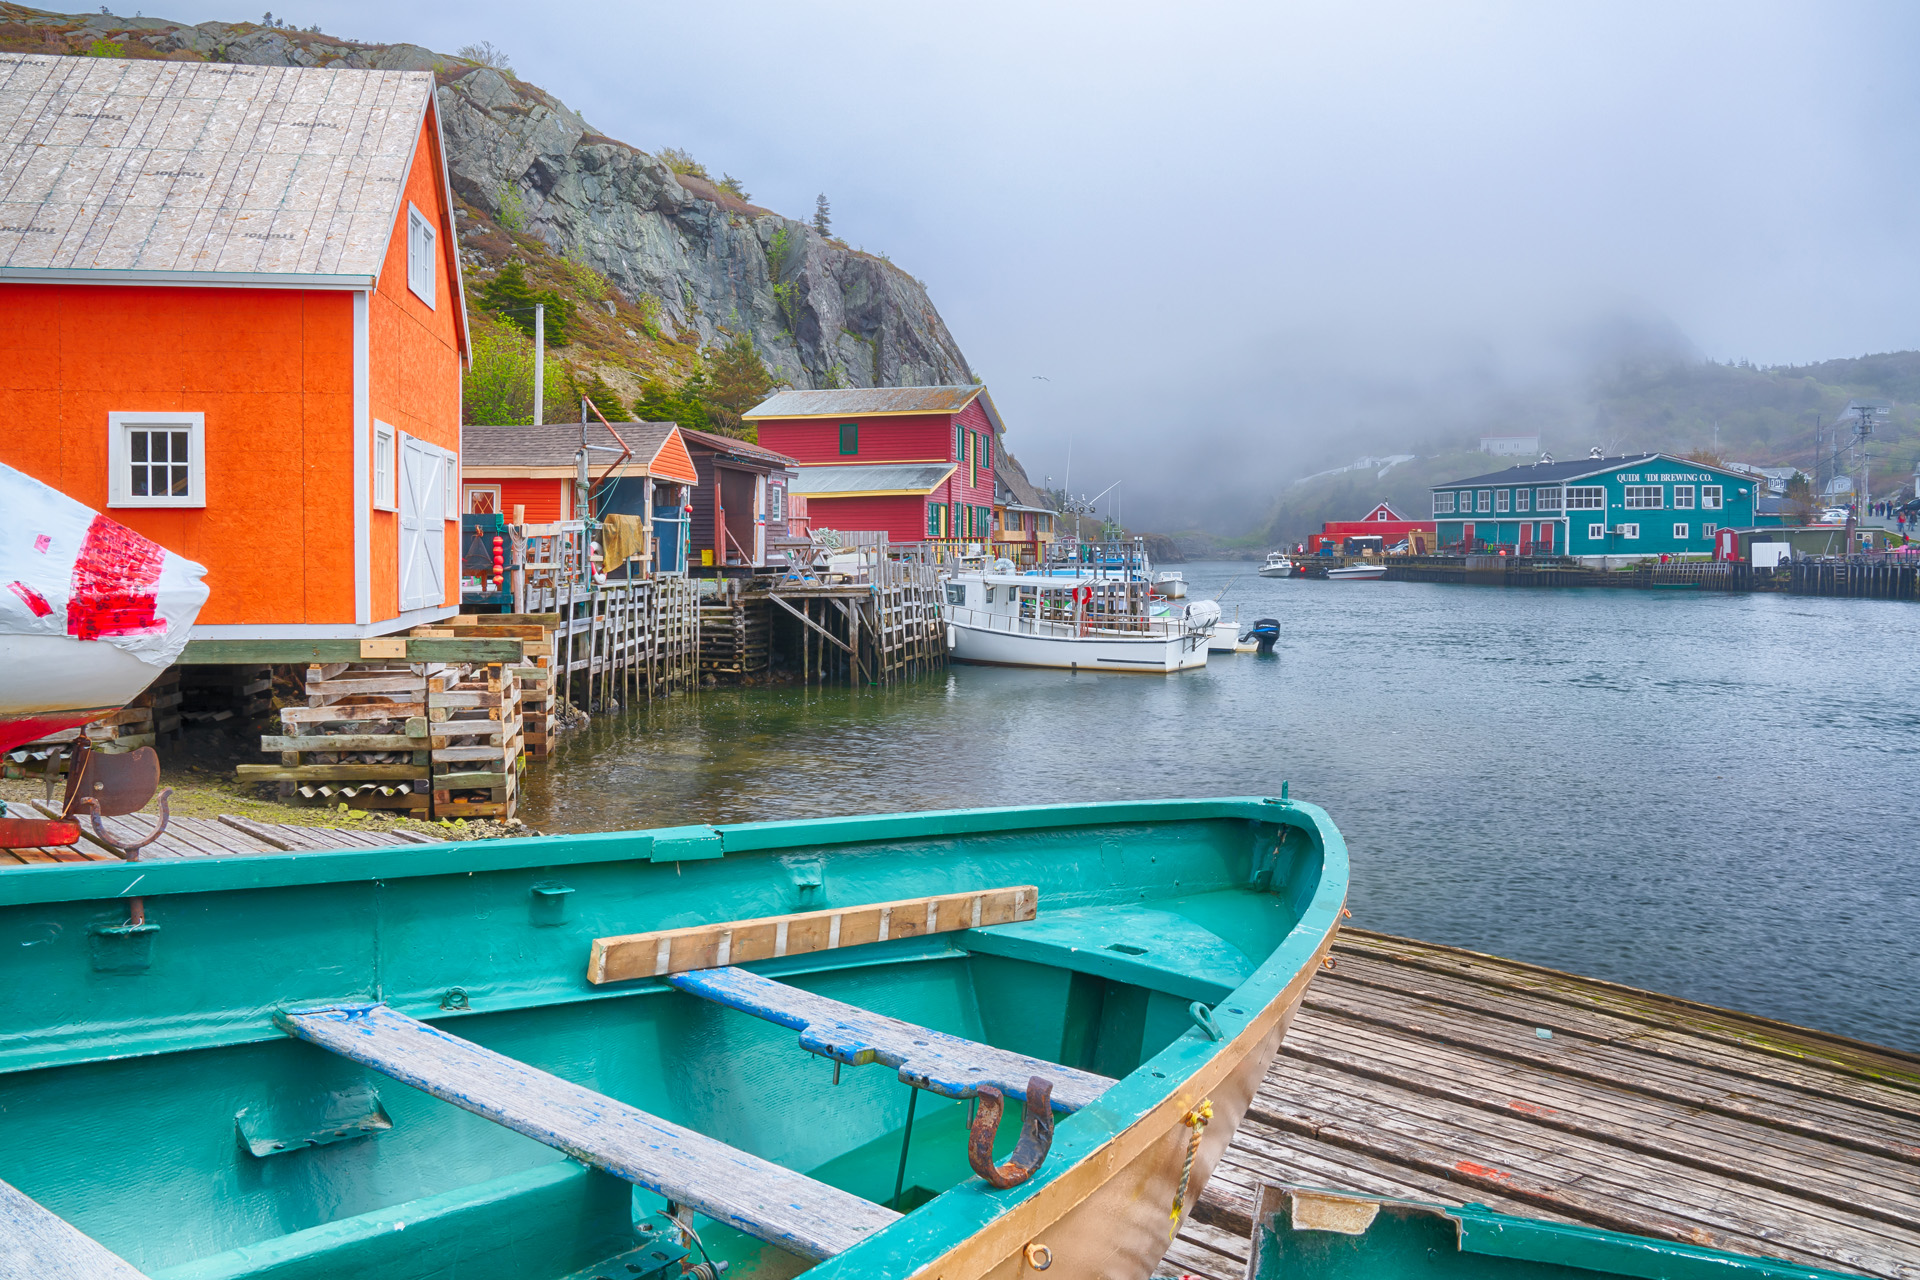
[373,421,397,512]
[1673,522,1689,540]
[407,203,436,308]
[465,484,502,515]
[1672,485,1695,510]
[1536,487,1563,511]
[1566,486,1605,510]
[1624,485,1663,510]
[1588,523,1606,539]
[768,484,785,522]
[1476,490,1491,513]
[1515,488,1530,512]
[1703,523,1717,539]
[107,411,206,508]
[1701,484,1723,510]
[445,454,459,524]
[1494,489,1510,513]
[1432,492,1454,515]
[1619,522,1640,539]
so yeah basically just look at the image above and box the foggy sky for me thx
[165,1,1920,531]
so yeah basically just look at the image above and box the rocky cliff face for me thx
[2,7,977,392]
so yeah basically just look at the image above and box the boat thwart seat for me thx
[668,966,1115,1112]
[277,1003,902,1262]
[0,1176,148,1278]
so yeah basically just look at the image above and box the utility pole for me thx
[532,302,545,426]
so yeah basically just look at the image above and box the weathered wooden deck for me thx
[1161,929,1920,1280]
[0,809,441,864]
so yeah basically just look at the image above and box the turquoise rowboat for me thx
[0,797,1346,1280]
[1247,1185,1868,1280]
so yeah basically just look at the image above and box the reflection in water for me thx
[522,566,1920,1050]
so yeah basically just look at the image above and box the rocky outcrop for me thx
[2,7,977,390]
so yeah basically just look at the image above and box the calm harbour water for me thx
[522,563,1920,1051]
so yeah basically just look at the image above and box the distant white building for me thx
[1480,435,1541,457]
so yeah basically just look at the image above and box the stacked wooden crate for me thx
[242,663,430,814]
[147,667,184,744]
[427,663,522,819]
[414,616,555,758]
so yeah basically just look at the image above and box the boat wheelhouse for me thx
[943,572,1212,672]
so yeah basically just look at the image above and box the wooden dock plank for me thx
[668,966,1113,1110]
[0,1175,147,1277]
[1176,931,1920,1280]
[279,1003,900,1262]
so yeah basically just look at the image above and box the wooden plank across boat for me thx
[0,796,1347,1280]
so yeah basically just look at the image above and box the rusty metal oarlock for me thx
[967,1075,1055,1189]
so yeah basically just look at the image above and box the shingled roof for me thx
[742,385,1004,433]
[462,422,696,485]
[0,54,439,285]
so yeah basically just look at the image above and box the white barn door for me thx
[399,435,446,612]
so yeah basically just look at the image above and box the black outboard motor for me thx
[1241,617,1281,654]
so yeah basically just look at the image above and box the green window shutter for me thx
[927,503,940,538]
[839,422,858,455]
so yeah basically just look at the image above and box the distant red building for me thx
[743,387,1004,543]
[1306,502,1436,554]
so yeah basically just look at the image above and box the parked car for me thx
[1819,507,1851,523]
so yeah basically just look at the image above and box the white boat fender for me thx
[946,625,957,651]
[1183,598,1221,630]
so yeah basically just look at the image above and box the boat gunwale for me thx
[0,797,1299,907]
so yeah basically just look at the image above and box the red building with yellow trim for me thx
[743,386,1005,543]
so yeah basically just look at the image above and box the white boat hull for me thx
[1257,566,1293,578]
[0,634,168,750]
[1326,565,1388,580]
[1207,621,1256,653]
[950,621,1208,672]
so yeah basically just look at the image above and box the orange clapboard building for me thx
[0,54,467,639]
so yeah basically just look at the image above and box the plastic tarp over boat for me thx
[0,463,208,754]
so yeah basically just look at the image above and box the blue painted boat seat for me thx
[278,1003,900,1262]
[0,1176,148,1278]
[955,904,1257,1003]
[667,967,1115,1113]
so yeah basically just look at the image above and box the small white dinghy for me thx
[0,463,209,754]
[1325,563,1388,580]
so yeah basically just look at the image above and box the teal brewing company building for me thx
[1430,452,1758,562]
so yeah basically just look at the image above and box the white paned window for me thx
[1433,492,1455,514]
[108,411,205,508]
[1536,487,1563,511]
[1674,523,1689,539]
[1703,523,1717,538]
[467,486,501,515]
[373,421,396,511]
[445,453,458,522]
[1515,488,1530,512]
[1702,485,1723,510]
[769,485,785,521]
[1624,485,1663,509]
[1566,486,1605,510]
[407,204,436,308]
[1588,523,1606,539]
[1619,523,1640,539]
[1476,490,1491,513]
[1673,485,1695,509]
[1494,489,1510,513]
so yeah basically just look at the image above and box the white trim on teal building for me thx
[1430,453,1758,563]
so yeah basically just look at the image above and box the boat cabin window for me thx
[984,585,996,604]
[946,582,967,606]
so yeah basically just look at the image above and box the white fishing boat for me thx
[1258,551,1295,578]
[0,463,208,753]
[944,572,1212,672]
[1150,569,1188,599]
[1325,563,1388,580]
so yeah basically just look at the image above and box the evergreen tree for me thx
[812,193,831,235]
[571,368,627,421]
[477,260,575,346]
[703,333,778,439]
[632,370,713,435]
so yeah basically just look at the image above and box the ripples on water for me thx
[523,565,1920,1050]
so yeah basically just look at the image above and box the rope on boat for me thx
[1168,1098,1214,1241]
